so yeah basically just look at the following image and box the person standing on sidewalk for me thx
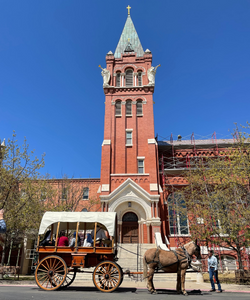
[208,250,222,293]
[0,209,6,233]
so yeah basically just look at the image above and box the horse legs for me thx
[147,266,157,294]
[181,269,188,296]
[176,269,181,294]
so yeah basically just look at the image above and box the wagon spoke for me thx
[53,260,61,271]
[45,259,50,270]
[40,263,49,271]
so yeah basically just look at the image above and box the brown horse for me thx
[143,241,201,295]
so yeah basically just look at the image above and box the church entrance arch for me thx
[122,212,139,243]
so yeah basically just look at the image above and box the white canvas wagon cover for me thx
[38,212,117,237]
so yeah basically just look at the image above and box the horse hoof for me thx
[151,290,157,295]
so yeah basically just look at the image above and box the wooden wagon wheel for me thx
[35,255,67,291]
[60,269,77,288]
[93,261,122,292]
[117,264,124,287]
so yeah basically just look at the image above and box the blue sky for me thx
[1,0,250,178]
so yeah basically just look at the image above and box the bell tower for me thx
[99,7,161,243]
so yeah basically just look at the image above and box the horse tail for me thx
[143,252,148,281]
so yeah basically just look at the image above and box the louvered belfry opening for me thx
[136,100,143,115]
[138,72,142,86]
[126,100,132,115]
[125,69,133,87]
[116,72,121,87]
[115,100,122,115]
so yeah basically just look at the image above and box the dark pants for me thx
[209,268,222,291]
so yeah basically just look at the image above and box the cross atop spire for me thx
[126,5,131,15]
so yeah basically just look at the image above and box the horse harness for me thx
[145,247,192,272]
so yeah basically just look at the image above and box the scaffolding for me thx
[158,132,250,269]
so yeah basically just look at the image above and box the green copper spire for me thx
[114,12,144,59]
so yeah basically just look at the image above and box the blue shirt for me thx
[208,255,218,271]
[0,219,6,233]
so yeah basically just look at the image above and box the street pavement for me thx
[0,277,250,298]
[0,285,250,300]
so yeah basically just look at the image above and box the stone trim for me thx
[148,139,156,144]
[101,184,109,192]
[150,183,158,191]
[102,139,111,146]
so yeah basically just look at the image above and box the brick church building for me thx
[63,9,240,250]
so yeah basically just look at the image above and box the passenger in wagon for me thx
[40,230,55,246]
[57,230,69,246]
[69,231,81,247]
[83,233,93,247]
[91,225,111,247]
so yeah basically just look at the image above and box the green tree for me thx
[178,126,250,270]
[0,132,49,265]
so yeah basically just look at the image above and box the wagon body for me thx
[35,211,123,292]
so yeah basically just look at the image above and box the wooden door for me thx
[122,212,138,243]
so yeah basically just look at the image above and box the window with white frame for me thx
[115,100,121,116]
[125,69,133,87]
[137,158,144,174]
[138,71,142,86]
[126,100,132,116]
[136,100,143,115]
[83,187,89,200]
[126,130,133,146]
[116,72,121,87]
[168,193,189,235]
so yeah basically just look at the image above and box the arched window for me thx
[116,72,121,87]
[115,100,122,116]
[136,100,143,115]
[168,193,189,235]
[81,208,88,212]
[125,69,133,87]
[122,212,138,222]
[138,71,142,86]
[126,100,132,116]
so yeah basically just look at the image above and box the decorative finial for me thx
[127,5,131,15]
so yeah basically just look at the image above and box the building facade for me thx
[99,11,162,244]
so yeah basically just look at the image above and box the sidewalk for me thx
[1,278,249,293]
